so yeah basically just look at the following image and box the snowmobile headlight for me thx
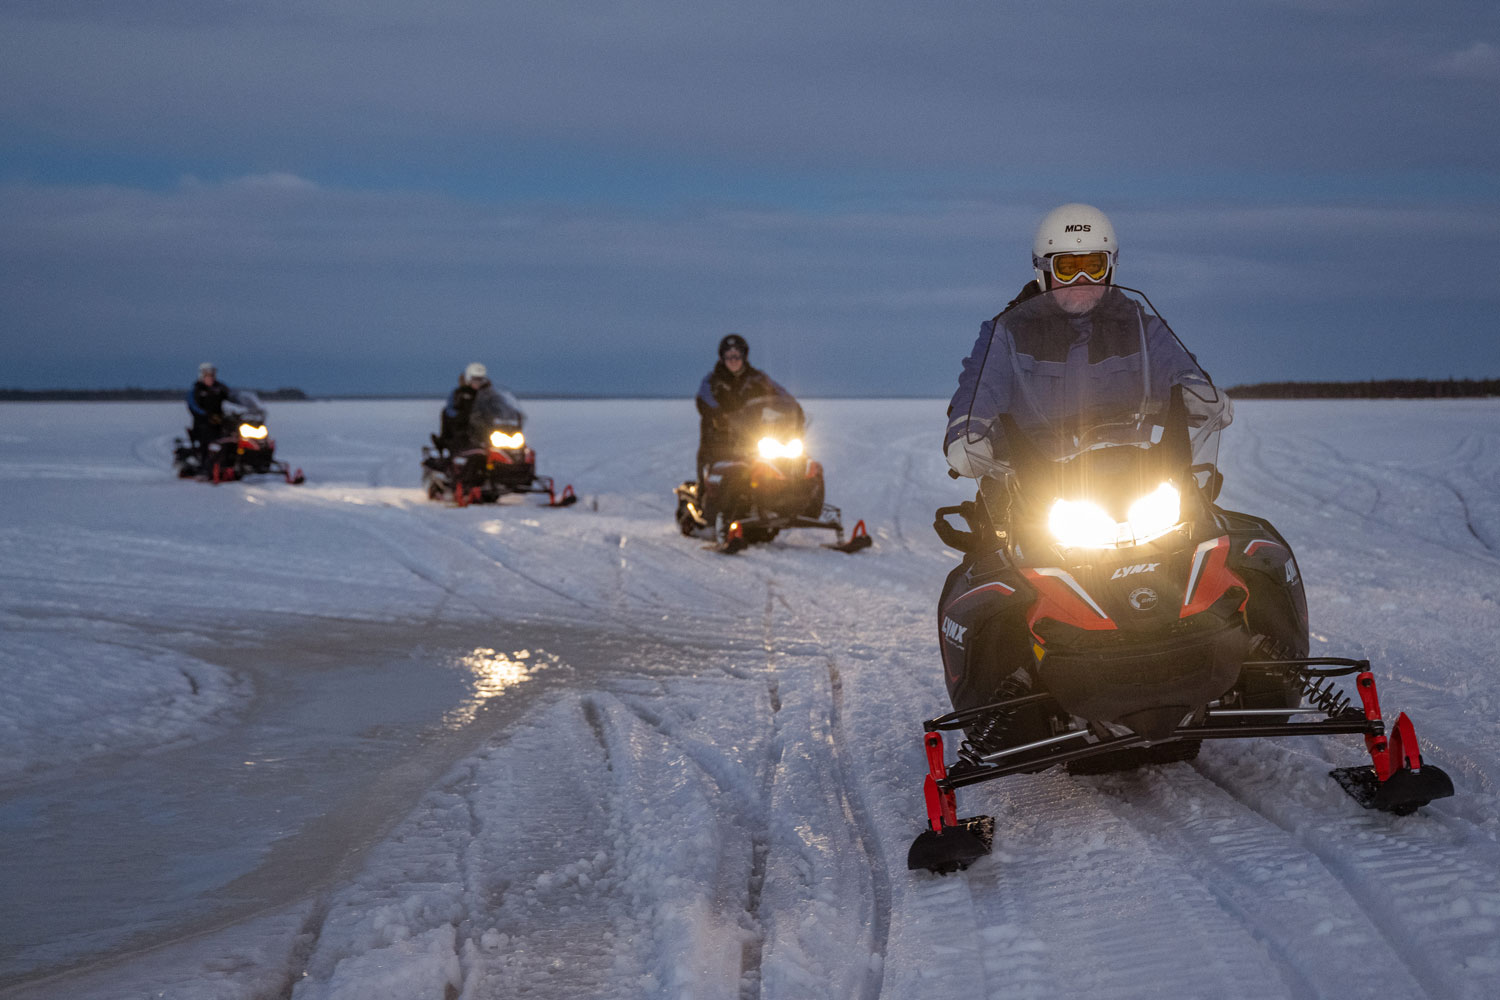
[757,436,803,460]
[238,423,268,440]
[1048,499,1119,549]
[1048,483,1181,549]
[489,430,525,449]
[1125,482,1181,544]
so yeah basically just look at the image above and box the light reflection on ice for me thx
[443,647,551,728]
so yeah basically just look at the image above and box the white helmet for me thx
[464,361,488,382]
[1031,203,1118,289]
[198,362,217,377]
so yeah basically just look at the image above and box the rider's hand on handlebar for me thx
[945,435,991,479]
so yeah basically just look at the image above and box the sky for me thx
[2,1,1498,397]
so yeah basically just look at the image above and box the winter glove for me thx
[945,434,992,479]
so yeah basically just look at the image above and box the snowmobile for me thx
[673,393,871,554]
[421,418,576,508]
[908,285,1453,874]
[173,390,305,485]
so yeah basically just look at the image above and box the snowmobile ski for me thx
[907,659,1454,872]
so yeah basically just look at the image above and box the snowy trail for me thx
[3,398,1500,999]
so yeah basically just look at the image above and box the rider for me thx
[464,363,526,446]
[436,365,481,453]
[944,203,1220,482]
[937,204,1232,735]
[186,362,230,466]
[694,334,795,484]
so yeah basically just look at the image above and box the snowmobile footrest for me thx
[907,815,994,874]
[1331,764,1454,815]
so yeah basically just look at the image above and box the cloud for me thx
[217,172,320,192]
[4,3,1498,178]
[1428,41,1500,80]
[4,178,1498,393]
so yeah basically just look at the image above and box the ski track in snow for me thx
[3,398,1500,999]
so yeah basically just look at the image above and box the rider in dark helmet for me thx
[186,362,230,466]
[434,366,480,454]
[694,334,794,485]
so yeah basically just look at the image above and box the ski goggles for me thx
[1039,251,1112,285]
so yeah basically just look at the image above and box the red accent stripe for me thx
[1180,537,1247,618]
[1022,569,1116,633]
[945,580,1016,611]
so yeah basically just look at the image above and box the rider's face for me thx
[722,351,745,373]
[1053,278,1107,315]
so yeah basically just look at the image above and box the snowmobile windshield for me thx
[226,389,267,423]
[954,285,1230,485]
[729,395,806,456]
[471,386,526,430]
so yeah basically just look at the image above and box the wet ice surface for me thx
[2,397,1500,1000]
[0,616,690,984]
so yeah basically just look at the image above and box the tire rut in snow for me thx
[1192,740,1500,1000]
[768,588,891,1000]
[1089,761,1430,1000]
[949,766,1311,1000]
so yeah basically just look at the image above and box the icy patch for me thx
[0,630,248,780]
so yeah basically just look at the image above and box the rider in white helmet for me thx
[943,203,1218,479]
[433,361,524,454]
[1029,202,1118,295]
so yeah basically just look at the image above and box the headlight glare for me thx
[1048,482,1182,549]
[1126,483,1181,543]
[489,430,525,449]
[1048,499,1118,549]
[757,436,803,460]
[238,423,268,439]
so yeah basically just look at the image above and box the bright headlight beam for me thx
[1126,483,1181,542]
[489,430,525,449]
[1048,482,1181,549]
[238,423,268,439]
[1048,499,1118,549]
[757,436,803,460]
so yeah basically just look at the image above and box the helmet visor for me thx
[1048,251,1111,284]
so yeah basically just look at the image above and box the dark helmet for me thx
[718,334,749,360]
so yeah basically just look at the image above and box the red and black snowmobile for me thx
[173,390,304,485]
[422,417,575,508]
[674,394,871,554]
[908,286,1452,874]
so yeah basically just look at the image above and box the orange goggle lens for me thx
[1049,251,1111,283]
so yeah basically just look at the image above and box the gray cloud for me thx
[4,176,1496,394]
[1429,41,1500,80]
[3,3,1498,173]
[2,3,1497,394]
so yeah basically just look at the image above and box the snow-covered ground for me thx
[3,396,1499,1000]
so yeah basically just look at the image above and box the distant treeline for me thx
[0,387,309,402]
[1228,379,1500,400]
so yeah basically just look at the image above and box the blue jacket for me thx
[945,286,1217,459]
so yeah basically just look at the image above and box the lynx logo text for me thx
[942,616,968,646]
[1111,562,1160,580]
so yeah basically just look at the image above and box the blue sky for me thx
[2,1,1498,396]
